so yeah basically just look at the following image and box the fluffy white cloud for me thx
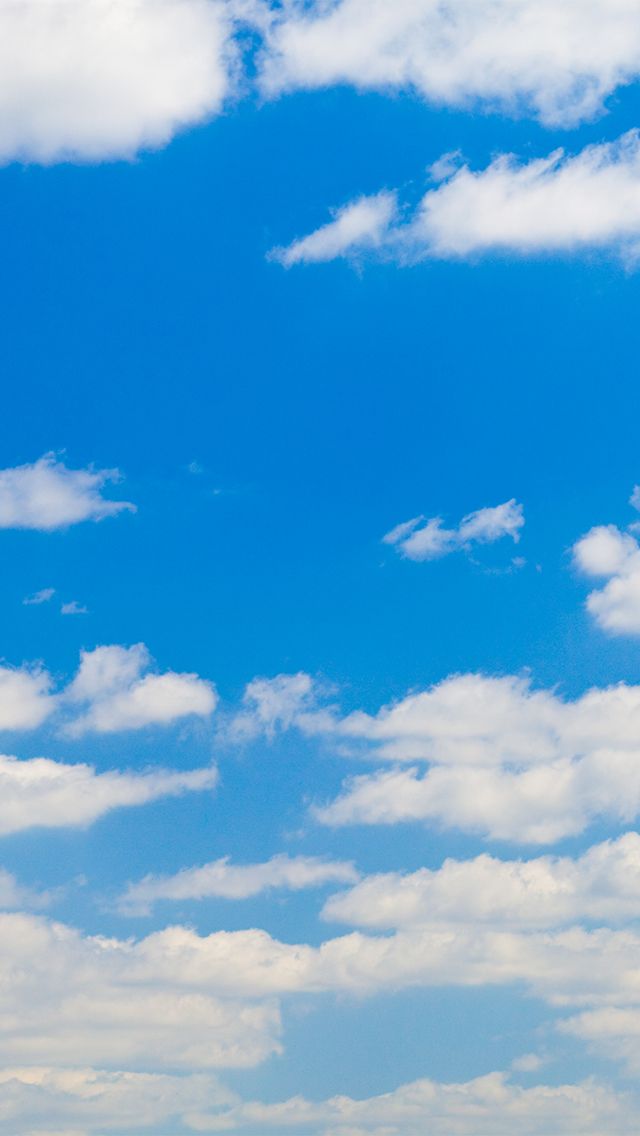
[0,0,236,164]
[231,670,640,842]
[188,1071,635,1135]
[0,454,134,530]
[383,499,524,561]
[272,131,640,265]
[562,1008,640,1076]
[64,643,217,735]
[573,523,640,634]
[322,833,640,929]
[271,192,398,266]
[0,753,217,835]
[118,854,359,916]
[0,665,54,731]
[259,0,640,128]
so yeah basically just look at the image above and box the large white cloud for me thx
[322,833,640,930]
[0,664,54,731]
[0,454,135,530]
[0,753,217,835]
[259,0,640,128]
[383,499,524,561]
[272,131,640,266]
[64,643,217,735]
[118,853,359,916]
[0,0,236,164]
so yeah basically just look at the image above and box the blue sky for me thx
[5,3,640,1133]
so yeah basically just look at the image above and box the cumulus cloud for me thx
[0,664,54,731]
[0,0,236,164]
[0,753,217,836]
[383,499,524,561]
[322,833,640,929]
[64,643,217,735]
[118,854,359,916]
[573,523,640,634]
[259,0,640,128]
[0,454,135,531]
[188,1071,634,1135]
[226,671,330,742]
[272,131,640,266]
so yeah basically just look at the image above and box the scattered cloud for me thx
[270,192,398,266]
[0,454,135,531]
[272,132,640,266]
[118,854,359,916]
[227,671,329,743]
[0,754,217,836]
[383,499,524,561]
[321,833,640,929]
[259,0,640,128]
[0,0,236,164]
[22,587,55,606]
[573,522,640,634]
[60,600,88,616]
[63,643,217,735]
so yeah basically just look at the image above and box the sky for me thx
[5,2,640,1133]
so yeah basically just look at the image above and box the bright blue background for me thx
[3,81,640,1105]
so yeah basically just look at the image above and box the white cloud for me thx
[60,599,88,616]
[64,643,217,735]
[0,912,280,1071]
[227,671,328,742]
[0,869,51,912]
[562,1008,640,1076]
[573,523,640,634]
[322,833,640,929]
[22,587,55,606]
[0,664,54,732]
[0,753,217,835]
[231,670,640,842]
[0,1067,236,1136]
[188,1071,634,1135]
[0,0,236,164]
[0,454,135,531]
[259,0,640,128]
[272,131,640,266]
[118,854,359,916]
[383,499,524,561]
[271,192,398,266]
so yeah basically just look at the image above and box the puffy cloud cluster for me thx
[272,131,640,266]
[64,643,217,735]
[0,0,236,164]
[232,671,640,842]
[0,454,134,530]
[573,521,640,635]
[0,643,217,737]
[383,499,524,561]
[118,853,359,916]
[259,0,640,127]
[189,1071,634,1135]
